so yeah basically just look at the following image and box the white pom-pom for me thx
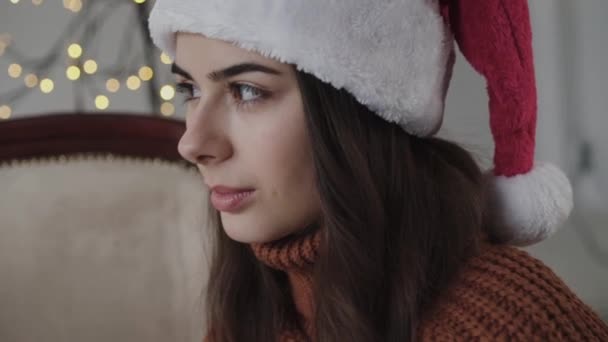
[487,162,574,246]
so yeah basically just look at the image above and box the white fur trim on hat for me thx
[148,0,453,137]
[487,162,574,247]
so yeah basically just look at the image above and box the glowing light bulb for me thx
[126,76,141,90]
[67,43,82,58]
[8,64,22,78]
[66,65,81,80]
[10,0,20,4]
[40,78,54,93]
[160,85,175,101]
[138,66,154,81]
[160,102,175,117]
[160,52,172,65]
[0,105,11,120]
[134,0,146,3]
[106,78,120,93]
[83,59,98,74]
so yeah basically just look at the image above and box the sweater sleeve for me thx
[417,243,608,341]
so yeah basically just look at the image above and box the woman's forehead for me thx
[174,33,288,72]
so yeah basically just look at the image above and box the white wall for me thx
[528,0,608,319]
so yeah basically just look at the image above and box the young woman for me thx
[149,0,608,341]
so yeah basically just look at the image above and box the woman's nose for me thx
[177,106,233,166]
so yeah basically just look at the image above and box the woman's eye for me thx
[175,82,201,102]
[230,83,265,103]
[175,81,267,107]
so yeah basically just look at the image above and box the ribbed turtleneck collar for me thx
[250,227,322,341]
[250,228,321,271]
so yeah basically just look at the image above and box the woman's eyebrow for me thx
[171,63,193,80]
[208,62,282,81]
[171,62,282,82]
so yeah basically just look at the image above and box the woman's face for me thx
[174,33,321,244]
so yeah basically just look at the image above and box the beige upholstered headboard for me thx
[0,113,210,342]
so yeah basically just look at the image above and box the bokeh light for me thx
[95,95,109,110]
[160,85,175,101]
[24,74,38,88]
[8,63,22,78]
[0,34,12,56]
[160,102,175,117]
[138,66,154,81]
[106,78,120,93]
[63,0,82,12]
[40,78,54,93]
[160,52,172,65]
[83,59,98,74]
[66,65,81,80]
[0,105,12,120]
[126,76,141,90]
[67,43,82,58]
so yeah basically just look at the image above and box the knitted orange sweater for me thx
[247,229,608,341]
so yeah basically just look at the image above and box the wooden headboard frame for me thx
[0,113,188,163]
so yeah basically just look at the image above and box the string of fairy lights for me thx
[0,0,179,120]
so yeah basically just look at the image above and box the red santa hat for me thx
[149,0,573,246]
[439,0,573,245]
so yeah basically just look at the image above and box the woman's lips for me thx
[210,186,255,212]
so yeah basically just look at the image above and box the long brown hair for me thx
[204,69,488,341]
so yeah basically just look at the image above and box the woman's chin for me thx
[221,218,287,244]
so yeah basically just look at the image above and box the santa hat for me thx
[148,0,573,246]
